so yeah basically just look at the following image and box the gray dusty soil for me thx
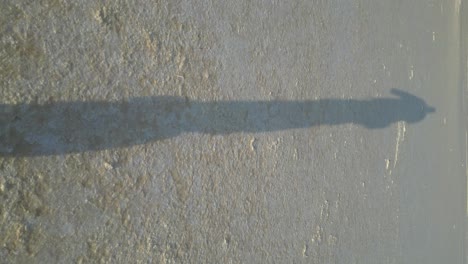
[0,0,466,263]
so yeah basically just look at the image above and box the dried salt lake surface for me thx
[0,0,466,263]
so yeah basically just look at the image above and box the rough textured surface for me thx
[0,0,465,263]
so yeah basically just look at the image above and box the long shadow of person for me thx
[0,89,434,156]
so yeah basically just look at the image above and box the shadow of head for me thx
[391,88,435,124]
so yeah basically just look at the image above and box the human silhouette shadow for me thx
[0,89,434,157]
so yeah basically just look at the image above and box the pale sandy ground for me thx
[0,0,466,263]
